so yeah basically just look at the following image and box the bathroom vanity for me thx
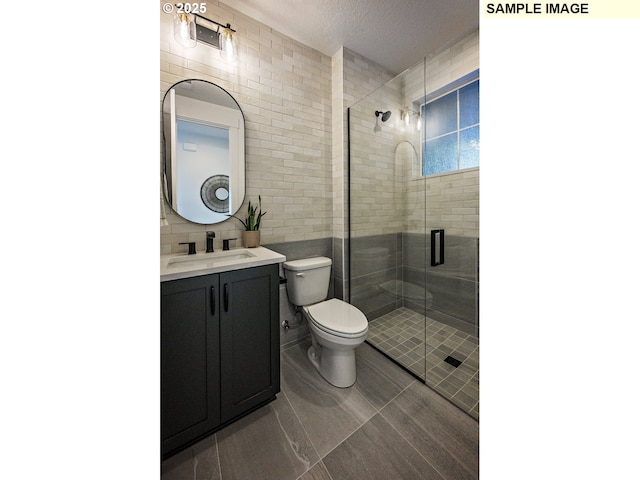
[160,247,285,458]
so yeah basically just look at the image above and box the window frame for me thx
[420,69,479,178]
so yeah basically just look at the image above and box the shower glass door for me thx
[349,55,479,419]
[349,59,427,381]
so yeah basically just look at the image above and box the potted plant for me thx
[229,196,267,247]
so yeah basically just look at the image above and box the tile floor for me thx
[367,307,480,419]
[161,341,479,480]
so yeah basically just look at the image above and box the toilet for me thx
[283,257,368,388]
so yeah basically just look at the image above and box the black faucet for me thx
[206,231,215,253]
[223,238,237,251]
[179,242,196,255]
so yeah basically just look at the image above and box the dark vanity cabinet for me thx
[161,264,280,457]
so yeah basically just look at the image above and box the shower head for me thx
[376,110,392,122]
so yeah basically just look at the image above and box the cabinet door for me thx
[161,274,220,455]
[219,264,280,422]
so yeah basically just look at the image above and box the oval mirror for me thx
[162,79,245,224]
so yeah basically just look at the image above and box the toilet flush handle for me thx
[295,273,304,277]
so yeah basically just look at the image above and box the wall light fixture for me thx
[402,108,422,131]
[174,12,197,48]
[218,24,238,61]
[172,8,238,62]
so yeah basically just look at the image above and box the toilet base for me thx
[307,344,357,388]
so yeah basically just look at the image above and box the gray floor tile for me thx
[353,343,416,409]
[298,461,334,480]
[381,382,479,480]
[161,434,220,480]
[216,393,319,480]
[323,414,445,480]
[280,342,378,458]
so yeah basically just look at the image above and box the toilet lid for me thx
[305,299,368,336]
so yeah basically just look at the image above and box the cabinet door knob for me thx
[224,284,229,312]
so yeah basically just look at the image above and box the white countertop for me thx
[161,246,286,282]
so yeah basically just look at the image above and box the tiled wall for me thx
[160,0,333,255]
[331,48,395,299]
[160,1,395,277]
[403,233,479,337]
[349,32,480,241]
[351,231,479,337]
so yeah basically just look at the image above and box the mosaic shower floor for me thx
[367,307,479,419]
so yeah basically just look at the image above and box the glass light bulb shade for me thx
[174,12,197,48]
[219,27,237,61]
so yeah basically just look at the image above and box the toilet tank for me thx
[283,256,332,306]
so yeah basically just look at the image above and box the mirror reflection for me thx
[162,79,245,224]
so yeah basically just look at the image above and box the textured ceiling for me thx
[226,0,479,74]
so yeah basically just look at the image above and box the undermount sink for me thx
[166,249,256,267]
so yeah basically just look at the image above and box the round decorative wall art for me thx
[201,175,230,213]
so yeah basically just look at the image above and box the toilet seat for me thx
[305,298,368,338]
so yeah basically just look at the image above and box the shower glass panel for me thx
[349,57,479,420]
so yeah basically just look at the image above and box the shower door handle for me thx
[431,229,445,266]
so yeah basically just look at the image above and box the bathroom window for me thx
[421,72,479,176]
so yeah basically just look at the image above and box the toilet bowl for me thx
[283,257,368,388]
[304,298,368,387]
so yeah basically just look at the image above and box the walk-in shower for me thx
[348,53,479,419]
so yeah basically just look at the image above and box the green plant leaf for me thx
[227,196,267,231]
